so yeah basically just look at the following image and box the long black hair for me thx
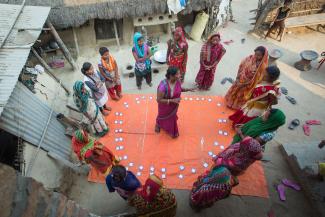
[81,62,96,83]
[166,67,179,79]
[111,165,127,183]
[254,46,266,56]
[266,65,280,82]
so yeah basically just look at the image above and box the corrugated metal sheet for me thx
[0,83,71,159]
[0,4,50,116]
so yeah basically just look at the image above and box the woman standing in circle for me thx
[155,67,194,138]
[132,32,153,90]
[195,33,226,90]
[81,62,111,115]
[167,27,188,83]
[225,46,268,110]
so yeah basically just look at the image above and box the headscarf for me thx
[201,33,222,62]
[73,81,89,113]
[232,109,286,144]
[202,166,232,184]
[72,129,93,161]
[133,32,150,69]
[173,27,188,48]
[138,175,163,202]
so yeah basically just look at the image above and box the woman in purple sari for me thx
[155,67,193,138]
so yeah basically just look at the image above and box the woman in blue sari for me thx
[132,32,153,90]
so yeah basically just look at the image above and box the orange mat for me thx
[88,94,269,198]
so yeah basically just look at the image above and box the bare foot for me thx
[102,110,110,116]
[104,106,112,111]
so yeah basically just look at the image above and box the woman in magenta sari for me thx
[155,67,193,138]
[195,33,226,90]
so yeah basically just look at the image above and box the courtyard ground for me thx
[50,0,325,216]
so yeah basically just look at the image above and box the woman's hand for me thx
[262,109,271,121]
[171,98,181,104]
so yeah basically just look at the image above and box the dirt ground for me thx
[51,0,325,216]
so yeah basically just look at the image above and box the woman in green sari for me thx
[232,108,286,147]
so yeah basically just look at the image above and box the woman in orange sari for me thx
[72,129,118,176]
[225,46,268,110]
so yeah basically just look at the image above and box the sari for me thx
[168,27,188,82]
[190,166,238,210]
[84,70,108,108]
[232,109,286,144]
[214,137,263,176]
[225,48,268,109]
[98,54,122,100]
[229,80,280,126]
[156,79,182,138]
[73,81,108,136]
[128,175,177,217]
[106,170,141,200]
[72,129,116,175]
[195,33,225,90]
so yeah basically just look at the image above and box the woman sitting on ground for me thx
[106,165,141,200]
[155,67,194,138]
[189,166,238,211]
[72,129,118,176]
[229,65,281,126]
[81,62,111,116]
[128,175,177,217]
[73,81,109,137]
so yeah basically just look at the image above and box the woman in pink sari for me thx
[195,33,226,90]
[155,67,193,138]
[167,27,188,83]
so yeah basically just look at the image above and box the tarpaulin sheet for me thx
[88,94,269,198]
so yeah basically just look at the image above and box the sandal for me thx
[303,124,311,136]
[227,77,234,84]
[276,184,286,201]
[282,179,301,191]
[306,120,322,125]
[221,77,228,85]
[319,140,325,149]
[285,96,297,105]
[280,87,288,95]
[288,119,300,130]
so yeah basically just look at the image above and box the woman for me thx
[72,129,117,175]
[132,32,152,90]
[128,175,177,217]
[167,27,188,83]
[73,81,109,137]
[232,109,286,149]
[225,46,268,110]
[213,137,263,176]
[195,33,226,90]
[189,166,238,211]
[98,47,122,101]
[106,165,141,200]
[229,65,281,126]
[155,67,194,138]
[81,62,111,116]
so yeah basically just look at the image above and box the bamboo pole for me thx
[31,47,70,95]
[46,20,77,70]
[113,20,120,49]
[72,27,80,57]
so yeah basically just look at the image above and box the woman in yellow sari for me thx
[225,46,268,110]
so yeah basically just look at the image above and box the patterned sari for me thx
[128,175,177,217]
[229,81,280,126]
[190,166,238,210]
[195,33,225,90]
[225,48,268,109]
[167,27,188,82]
[156,79,182,138]
[214,137,263,175]
[72,130,117,175]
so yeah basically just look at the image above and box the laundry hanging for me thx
[167,0,186,14]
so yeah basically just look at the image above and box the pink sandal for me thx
[276,184,286,201]
[306,120,322,125]
[303,124,311,136]
[282,179,301,191]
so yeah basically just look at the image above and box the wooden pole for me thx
[254,0,283,31]
[113,20,120,49]
[72,27,80,57]
[31,47,71,95]
[46,20,77,70]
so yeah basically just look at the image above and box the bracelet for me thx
[167,99,170,104]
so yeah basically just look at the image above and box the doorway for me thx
[94,19,123,40]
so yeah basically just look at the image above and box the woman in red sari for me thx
[167,27,188,83]
[155,67,193,138]
[195,33,226,90]
[229,65,280,126]
[72,129,118,176]
[225,46,268,109]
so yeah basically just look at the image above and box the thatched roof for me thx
[1,0,221,29]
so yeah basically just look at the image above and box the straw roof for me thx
[1,0,221,28]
